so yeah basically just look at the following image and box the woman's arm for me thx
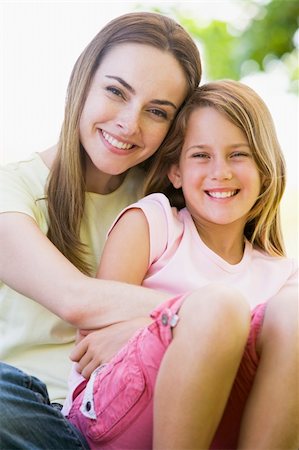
[71,207,154,377]
[0,212,169,328]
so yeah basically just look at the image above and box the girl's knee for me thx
[259,291,298,349]
[182,284,250,322]
[177,284,250,345]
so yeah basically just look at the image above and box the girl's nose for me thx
[210,159,233,181]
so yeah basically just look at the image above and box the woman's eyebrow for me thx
[105,75,177,110]
[150,99,178,110]
[105,75,135,94]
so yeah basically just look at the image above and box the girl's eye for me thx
[231,151,251,158]
[192,152,210,159]
[148,108,168,120]
[106,86,125,99]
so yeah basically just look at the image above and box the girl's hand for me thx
[70,317,152,379]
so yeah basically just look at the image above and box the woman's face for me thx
[79,43,188,191]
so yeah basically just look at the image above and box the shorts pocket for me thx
[68,330,152,443]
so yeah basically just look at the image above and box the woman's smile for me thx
[79,42,188,190]
[100,129,135,151]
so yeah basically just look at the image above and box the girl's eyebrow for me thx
[186,144,207,151]
[230,143,251,148]
[105,75,178,110]
[185,143,251,152]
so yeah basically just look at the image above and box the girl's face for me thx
[169,106,261,232]
[79,43,188,192]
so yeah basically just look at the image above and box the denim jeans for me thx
[0,362,90,450]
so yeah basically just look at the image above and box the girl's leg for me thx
[153,284,251,450]
[238,286,299,449]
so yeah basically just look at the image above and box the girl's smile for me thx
[169,106,261,236]
[204,188,239,200]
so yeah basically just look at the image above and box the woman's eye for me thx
[106,86,125,99]
[148,108,168,119]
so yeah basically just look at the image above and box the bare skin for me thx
[238,288,299,450]
[152,287,298,450]
[0,213,169,329]
[153,286,251,450]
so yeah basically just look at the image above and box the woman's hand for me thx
[70,317,152,379]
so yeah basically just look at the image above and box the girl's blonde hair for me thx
[46,12,202,274]
[145,80,286,256]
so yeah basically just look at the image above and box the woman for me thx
[0,11,201,449]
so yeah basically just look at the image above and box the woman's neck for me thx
[85,156,127,195]
[39,146,127,195]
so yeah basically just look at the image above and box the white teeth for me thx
[102,131,133,150]
[208,190,237,199]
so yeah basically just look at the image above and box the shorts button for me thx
[161,313,168,326]
[85,401,91,411]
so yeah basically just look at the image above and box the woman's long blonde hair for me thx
[144,80,286,256]
[46,12,202,274]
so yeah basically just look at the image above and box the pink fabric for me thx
[110,194,297,310]
[67,295,186,450]
[65,194,297,449]
[67,298,266,450]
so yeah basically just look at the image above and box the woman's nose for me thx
[116,107,141,136]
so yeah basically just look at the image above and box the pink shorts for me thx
[67,295,266,450]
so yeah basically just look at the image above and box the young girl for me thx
[0,11,202,449]
[67,80,298,449]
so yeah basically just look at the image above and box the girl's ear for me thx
[168,164,182,189]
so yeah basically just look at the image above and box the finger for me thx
[76,351,94,375]
[81,358,103,379]
[70,338,88,361]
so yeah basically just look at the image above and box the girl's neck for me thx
[194,220,246,265]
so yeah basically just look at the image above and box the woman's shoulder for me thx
[0,153,49,213]
[0,152,49,182]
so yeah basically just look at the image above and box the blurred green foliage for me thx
[140,0,299,93]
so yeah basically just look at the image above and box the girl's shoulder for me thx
[251,244,298,280]
[136,192,183,227]
[111,193,184,267]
